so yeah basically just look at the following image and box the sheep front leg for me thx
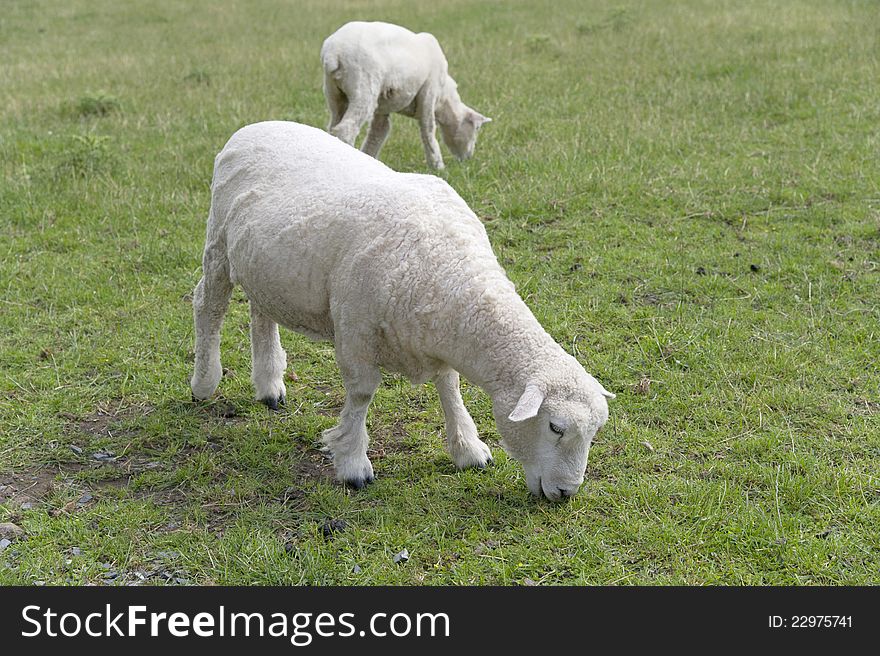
[360,112,391,159]
[190,253,233,400]
[250,305,287,410]
[321,356,381,488]
[416,93,444,170]
[435,369,493,469]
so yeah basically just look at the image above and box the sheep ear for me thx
[468,111,492,127]
[508,384,545,422]
[587,372,615,400]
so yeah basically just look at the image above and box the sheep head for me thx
[436,77,491,161]
[494,365,614,501]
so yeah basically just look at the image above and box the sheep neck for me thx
[439,284,563,403]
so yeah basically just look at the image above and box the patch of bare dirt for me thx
[60,400,154,439]
[634,289,679,308]
[367,421,423,461]
[633,376,652,395]
[0,455,168,512]
[198,398,243,421]
[284,449,334,490]
[0,466,63,509]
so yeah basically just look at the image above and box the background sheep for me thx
[320,21,491,169]
[190,121,613,499]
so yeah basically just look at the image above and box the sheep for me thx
[190,121,614,500]
[320,20,491,170]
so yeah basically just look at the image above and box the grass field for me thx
[1,0,878,585]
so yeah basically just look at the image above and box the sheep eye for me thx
[549,422,564,436]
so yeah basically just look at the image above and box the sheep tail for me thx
[322,52,342,79]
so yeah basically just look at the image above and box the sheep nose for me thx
[557,487,578,500]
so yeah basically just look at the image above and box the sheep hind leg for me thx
[360,112,391,159]
[324,75,348,131]
[249,305,287,411]
[190,257,233,401]
[435,369,493,469]
[321,356,381,489]
[328,86,378,147]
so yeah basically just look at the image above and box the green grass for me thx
[1,0,878,585]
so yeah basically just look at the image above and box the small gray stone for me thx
[19,502,36,510]
[0,523,25,540]
[69,445,83,455]
[0,538,12,552]
[353,564,362,574]
[392,548,409,564]
[71,547,82,556]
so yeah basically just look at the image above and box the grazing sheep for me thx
[190,121,614,500]
[320,21,491,170]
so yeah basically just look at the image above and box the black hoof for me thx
[261,394,285,412]
[345,475,374,490]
